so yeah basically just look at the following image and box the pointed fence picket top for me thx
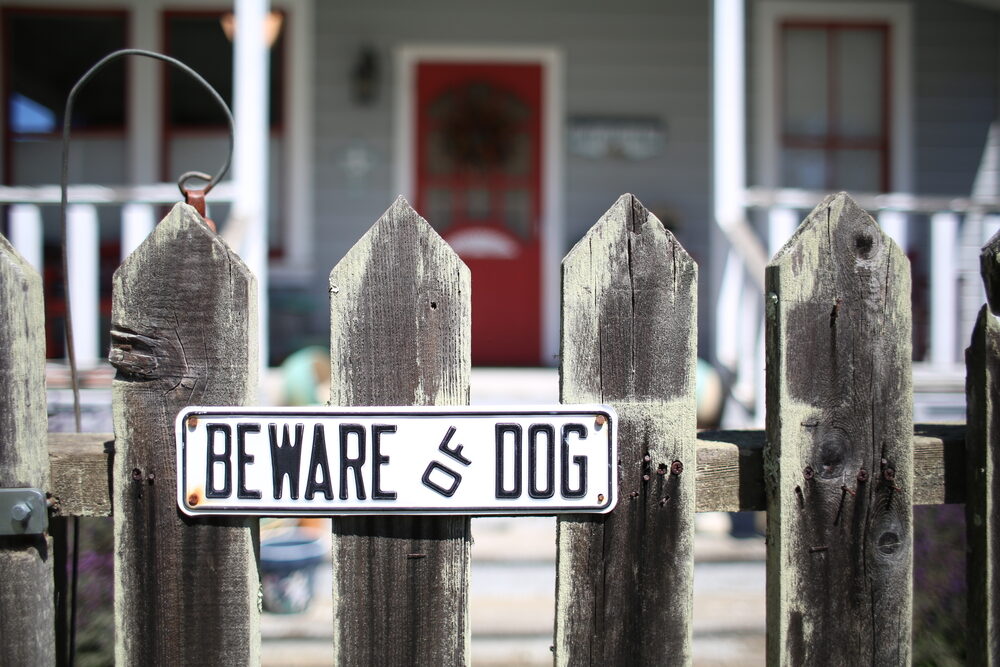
[329,197,471,665]
[764,193,912,664]
[966,231,1000,664]
[0,234,52,666]
[555,194,697,665]
[109,202,260,665]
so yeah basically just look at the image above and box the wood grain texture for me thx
[328,197,471,665]
[0,233,53,666]
[555,194,697,665]
[109,203,260,666]
[764,193,912,665]
[48,433,114,517]
[967,232,1000,663]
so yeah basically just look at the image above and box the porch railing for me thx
[716,186,1000,425]
[0,182,235,367]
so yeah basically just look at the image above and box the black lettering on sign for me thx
[561,424,588,498]
[339,424,367,500]
[205,423,232,499]
[305,424,333,500]
[269,423,304,500]
[237,423,262,500]
[495,424,522,499]
[371,424,397,500]
[421,462,462,497]
[528,424,555,499]
[438,426,472,465]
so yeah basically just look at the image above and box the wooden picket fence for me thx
[0,191,996,665]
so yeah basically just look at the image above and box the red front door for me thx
[414,62,543,366]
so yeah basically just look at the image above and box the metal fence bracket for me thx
[0,488,48,536]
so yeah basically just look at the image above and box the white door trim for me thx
[754,1,913,192]
[394,44,564,366]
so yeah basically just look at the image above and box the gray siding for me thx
[311,0,713,356]
[915,0,999,195]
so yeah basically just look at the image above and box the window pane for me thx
[166,13,283,127]
[837,28,885,139]
[504,188,532,239]
[833,149,882,192]
[782,27,828,137]
[781,148,827,189]
[426,187,453,231]
[467,188,491,220]
[6,12,127,131]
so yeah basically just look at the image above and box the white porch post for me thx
[9,204,43,273]
[67,204,100,368]
[233,0,270,373]
[713,0,746,253]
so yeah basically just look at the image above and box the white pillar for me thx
[713,0,746,241]
[67,204,100,368]
[878,210,908,254]
[121,203,155,259]
[767,207,798,257]
[233,0,270,372]
[930,212,959,366]
[9,204,43,273]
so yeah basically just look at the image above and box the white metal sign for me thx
[176,406,617,516]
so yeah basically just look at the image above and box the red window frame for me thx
[1,7,131,185]
[779,20,892,191]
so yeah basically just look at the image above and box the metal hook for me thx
[58,48,234,428]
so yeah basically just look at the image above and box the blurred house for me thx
[2,0,998,421]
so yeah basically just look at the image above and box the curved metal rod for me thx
[59,49,234,431]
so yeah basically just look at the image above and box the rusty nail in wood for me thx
[841,484,856,497]
[670,460,683,475]
[656,464,667,475]
[406,553,426,559]
[642,474,650,481]
[659,496,670,507]
[629,491,639,499]
[131,468,142,481]
[187,492,199,506]
[643,454,651,463]
[803,466,815,480]
[883,467,896,482]
[595,414,607,426]
[857,469,869,482]
[147,472,155,484]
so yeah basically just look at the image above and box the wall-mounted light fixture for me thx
[351,45,379,106]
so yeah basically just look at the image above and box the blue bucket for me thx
[260,530,327,614]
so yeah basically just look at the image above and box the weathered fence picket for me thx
[764,193,913,664]
[556,194,697,664]
[3,190,1000,665]
[0,234,53,665]
[108,202,260,665]
[328,197,472,664]
[967,231,1000,664]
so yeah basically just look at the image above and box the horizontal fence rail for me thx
[45,425,967,519]
[1,191,997,665]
